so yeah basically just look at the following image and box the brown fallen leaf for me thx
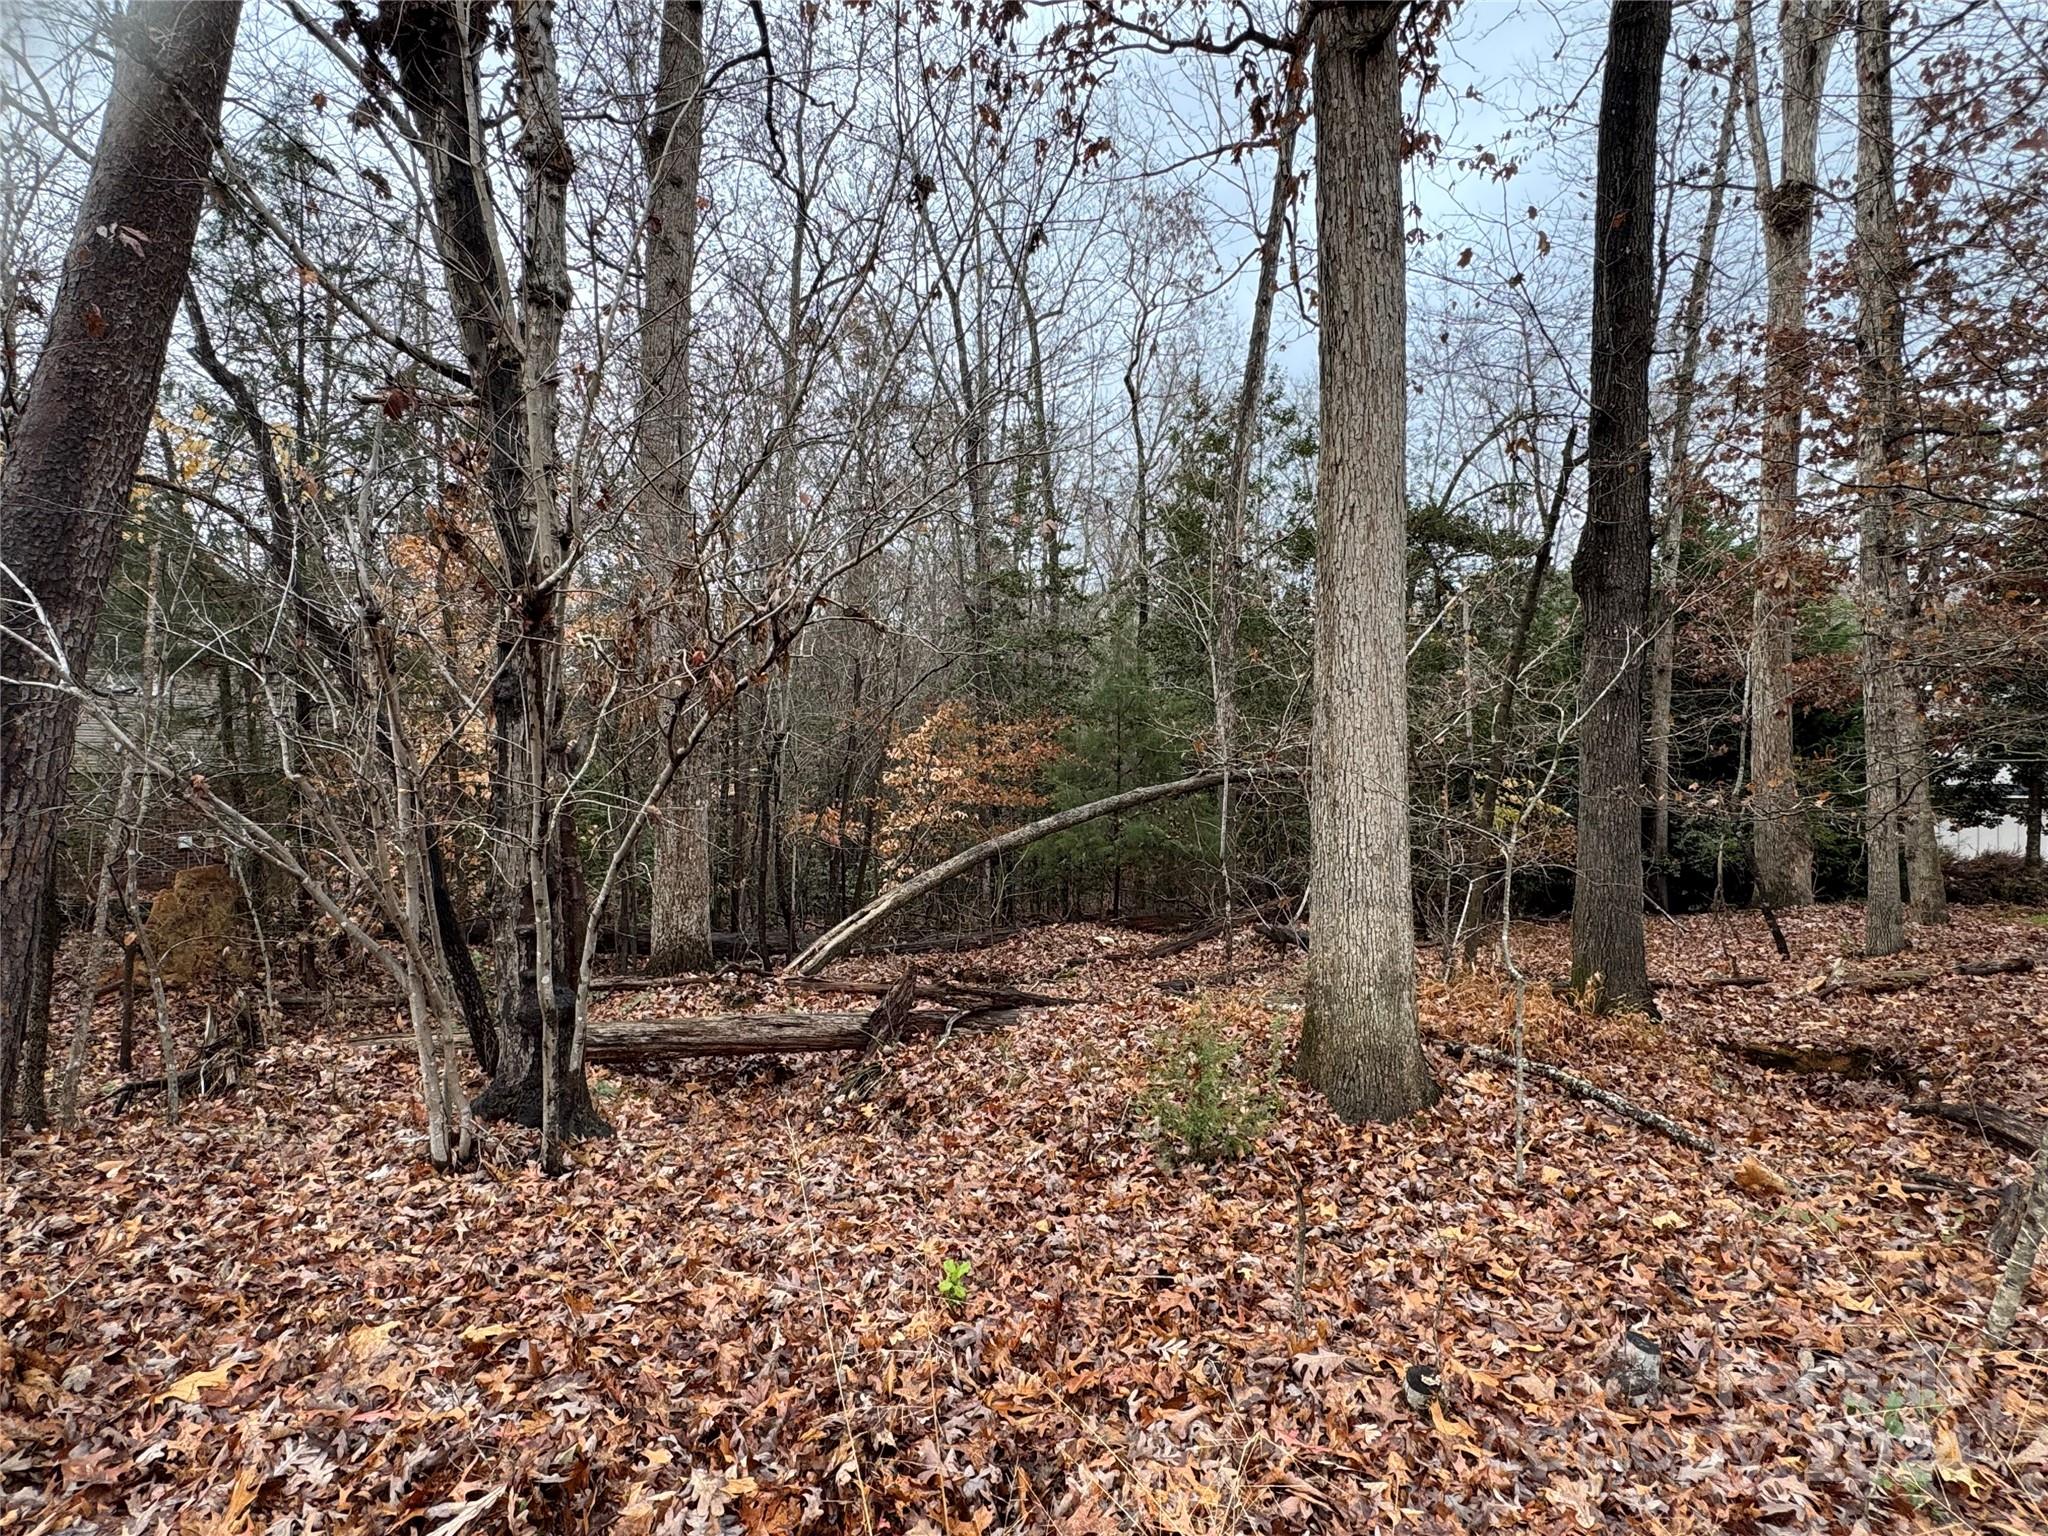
[1732,1156,1795,1198]
[158,1363,232,1403]
[224,1465,261,1522]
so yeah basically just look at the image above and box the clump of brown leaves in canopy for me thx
[4,904,2047,1533]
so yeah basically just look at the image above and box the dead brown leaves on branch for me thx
[4,904,2048,1531]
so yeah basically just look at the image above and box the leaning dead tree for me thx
[0,0,243,1142]
[787,769,1233,974]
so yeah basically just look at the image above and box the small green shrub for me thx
[1139,1008,1278,1165]
[937,1257,972,1306]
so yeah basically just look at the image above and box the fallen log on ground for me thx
[1142,912,1241,959]
[1156,955,1292,994]
[1715,1040,1918,1088]
[1808,954,2040,998]
[864,927,1023,957]
[592,973,1082,1009]
[787,770,1235,975]
[356,1006,1025,1063]
[1141,897,1298,959]
[1813,965,1938,999]
[1906,1100,2046,1158]
[1955,955,2036,977]
[1442,1040,1719,1155]
[793,976,1082,1008]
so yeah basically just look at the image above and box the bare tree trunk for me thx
[1296,4,1435,1123]
[1649,74,1739,900]
[916,150,997,711]
[2026,771,2044,869]
[510,0,591,1171]
[57,752,143,1126]
[1124,344,1152,632]
[124,541,178,1123]
[0,0,242,1143]
[1736,0,1840,908]
[1569,0,1669,1013]
[640,0,714,975]
[1900,692,1948,924]
[425,830,495,1069]
[1854,0,1908,957]
[1462,421,1576,970]
[12,868,58,1130]
[376,0,604,1143]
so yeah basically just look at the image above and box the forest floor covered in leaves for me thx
[5,903,2048,1534]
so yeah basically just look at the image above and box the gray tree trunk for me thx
[1900,682,1948,924]
[378,0,604,1148]
[2026,772,2043,869]
[640,0,714,975]
[0,0,242,1142]
[1569,0,1671,1013]
[1296,3,1436,1124]
[1854,0,1908,957]
[1736,0,1841,908]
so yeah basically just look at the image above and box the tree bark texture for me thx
[0,0,242,1141]
[1899,679,1948,924]
[1296,3,1436,1124]
[1569,0,1670,1013]
[1737,0,1841,908]
[13,868,59,1130]
[1985,1129,2048,1345]
[375,0,601,1145]
[1854,0,1909,957]
[640,0,715,974]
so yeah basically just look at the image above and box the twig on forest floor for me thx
[1442,1040,1720,1156]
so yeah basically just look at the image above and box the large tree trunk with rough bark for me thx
[1854,0,1908,957]
[1569,0,1669,1013]
[642,0,715,975]
[1295,3,1436,1124]
[0,0,242,1143]
[1737,0,1840,908]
